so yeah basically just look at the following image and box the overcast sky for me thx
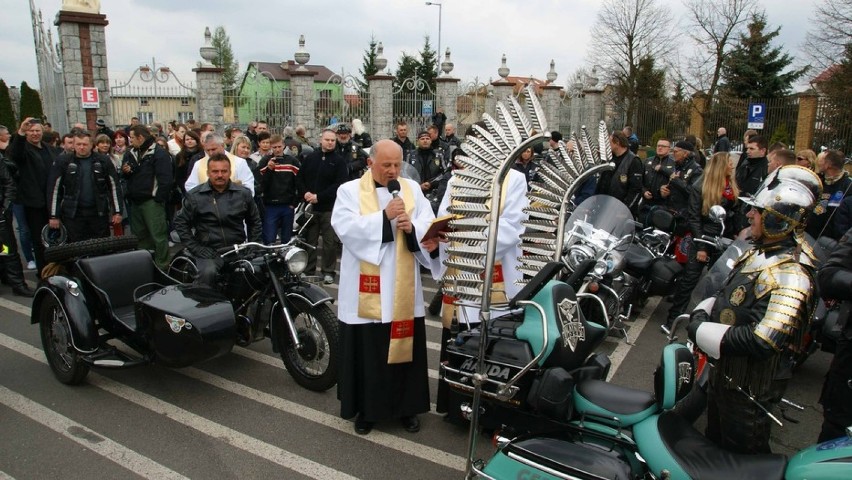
[1,0,822,91]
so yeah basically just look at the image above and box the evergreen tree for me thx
[18,81,44,121]
[211,26,240,91]
[394,53,421,92]
[357,35,379,93]
[416,35,438,92]
[720,12,807,98]
[0,79,16,128]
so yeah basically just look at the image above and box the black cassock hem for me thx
[338,317,431,422]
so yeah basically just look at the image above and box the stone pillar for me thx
[795,92,818,150]
[436,77,459,129]
[194,27,223,127]
[540,85,563,134]
[436,48,460,128]
[290,70,317,138]
[688,92,708,141]
[582,86,605,131]
[491,80,515,116]
[193,68,224,126]
[55,8,111,131]
[368,74,394,140]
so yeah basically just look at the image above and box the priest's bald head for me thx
[369,139,403,187]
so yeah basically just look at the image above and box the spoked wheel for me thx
[274,299,339,392]
[39,296,90,384]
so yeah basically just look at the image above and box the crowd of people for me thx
[1,113,850,457]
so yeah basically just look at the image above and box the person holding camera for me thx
[257,136,305,245]
[7,117,57,277]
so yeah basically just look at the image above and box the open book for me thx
[421,214,455,241]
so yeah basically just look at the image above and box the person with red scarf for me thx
[663,152,740,333]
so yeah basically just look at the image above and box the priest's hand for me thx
[421,237,439,252]
[396,212,412,233]
[385,197,405,220]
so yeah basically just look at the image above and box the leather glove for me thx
[687,309,710,344]
[191,246,216,259]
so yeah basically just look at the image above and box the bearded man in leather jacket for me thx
[688,165,823,454]
[174,153,262,287]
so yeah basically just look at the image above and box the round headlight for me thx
[566,244,595,271]
[284,247,308,275]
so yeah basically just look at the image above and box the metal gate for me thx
[224,71,292,132]
[29,1,68,134]
[393,73,436,132]
[315,69,369,129]
[456,78,488,135]
[110,60,196,128]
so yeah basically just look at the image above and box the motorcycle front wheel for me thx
[273,299,340,392]
[39,296,90,385]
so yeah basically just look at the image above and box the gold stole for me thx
[442,176,511,327]
[357,172,417,364]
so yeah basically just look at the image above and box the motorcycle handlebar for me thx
[218,241,297,258]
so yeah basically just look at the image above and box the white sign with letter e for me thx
[81,87,100,109]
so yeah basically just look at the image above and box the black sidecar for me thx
[32,236,236,384]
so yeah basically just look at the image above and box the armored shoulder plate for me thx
[753,261,813,351]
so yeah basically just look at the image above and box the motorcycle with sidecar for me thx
[32,229,339,392]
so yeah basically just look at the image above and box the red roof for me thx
[812,64,840,84]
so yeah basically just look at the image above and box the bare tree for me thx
[677,0,757,105]
[802,0,852,72]
[590,0,674,127]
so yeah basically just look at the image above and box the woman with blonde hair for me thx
[796,149,817,171]
[663,152,739,332]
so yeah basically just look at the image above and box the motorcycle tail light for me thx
[284,247,308,275]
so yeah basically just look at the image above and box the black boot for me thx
[428,288,443,316]
[3,255,33,297]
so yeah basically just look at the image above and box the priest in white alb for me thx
[331,139,437,435]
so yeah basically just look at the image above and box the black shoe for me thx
[12,284,34,297]
[400,415,420,433]
[354,417,374,435]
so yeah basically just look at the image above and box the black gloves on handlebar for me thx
[191,246,216,259]
[687,310,710,344]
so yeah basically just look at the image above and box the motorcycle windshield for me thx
[563,195,635,252]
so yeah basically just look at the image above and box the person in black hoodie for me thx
[300,128,348,284]
[734,134,769,236]
[597,130,644,216]
[258,138,305,244]
[121,125,173,269]
[7,117,58,277]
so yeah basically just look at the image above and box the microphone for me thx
[387,179,401,198]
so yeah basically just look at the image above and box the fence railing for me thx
[813,94,852,153]
[110,84,196,127]
[223,88,292,133]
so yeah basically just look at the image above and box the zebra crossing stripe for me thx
[0,384,188,480]
[0,334,357,480]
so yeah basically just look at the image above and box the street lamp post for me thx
[425,2,442,76]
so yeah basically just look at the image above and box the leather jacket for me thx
[174,181,261,258]
[47,153,123,219]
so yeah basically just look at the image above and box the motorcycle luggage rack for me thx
[440,366,521,404]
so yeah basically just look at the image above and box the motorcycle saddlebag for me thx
[648,257,682,296]
[136,284,236,368]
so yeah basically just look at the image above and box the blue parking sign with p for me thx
[748,103,765,129]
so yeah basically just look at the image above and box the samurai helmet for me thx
[740,165,823,240]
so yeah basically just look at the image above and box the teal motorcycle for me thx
[477,340,852,480]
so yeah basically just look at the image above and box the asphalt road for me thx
[0,266,832,479]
